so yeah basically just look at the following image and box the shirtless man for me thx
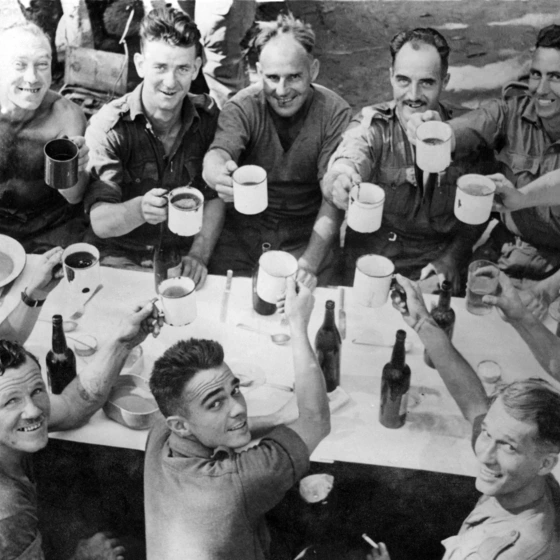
[0,23,89,253]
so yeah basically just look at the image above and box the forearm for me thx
[188,198,225,263]
[438,225,484,264]
[298,200,343,274]
[417,318,488,423]
[510,311,560,380]
[49,339,131,430]
[0,302,41,344]
[534,270,560,302]
[58,170,89,204]
[89,198,145,238]
[516,169,560,209]
[202,149,231,190]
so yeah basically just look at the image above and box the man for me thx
[85,7,224,288]
[202,13,351,289]
[385,275,560,560]
[407,24,560,286]
[0,23,89,253]
[324,28,493,294]
[144,277,330,559]
[0,300,160,559]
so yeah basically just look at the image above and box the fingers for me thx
[225,160,238,173]
[216,184,234,203]
[142,189,168,224]
[295,268,317,292]
[332,174,353,210]
[182,257,208,290]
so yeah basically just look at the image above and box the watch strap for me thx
[21,290,46,308]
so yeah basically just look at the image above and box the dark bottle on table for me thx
[380,330,411,429]
[46,315,77,395]
[154,223,182,292]
[424,280,455,369]
[252,242,276,316]
[315,300,342,393]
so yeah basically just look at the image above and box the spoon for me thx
[236,323,291,345]
[38,318,78,332]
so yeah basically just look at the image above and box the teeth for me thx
[19,88,40,93]
[228,421,246,432]
[480,467,501,479]
[18,421,42,432]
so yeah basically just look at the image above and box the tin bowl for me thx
[103,374,161,430]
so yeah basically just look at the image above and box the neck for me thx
[494,476,547,510]
[0,100,39,126]
[142,96,182,136]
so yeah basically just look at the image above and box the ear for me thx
[442,72,450,90]
[538,453,558,476]
[310,58,320,82]
[166,415,192,438]
[134,52,145,79]
[193,56,202,79]
[389,65,394,79]
[256,61,263,78]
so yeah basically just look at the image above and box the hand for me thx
[283,277,315,331]
[296,266,318,292]
[26,246,64,300]
[391,274,431,330]
[405,110,441,145]
[214,160,238,203]
[68,136,89,174]
[488,173,526,212]
[366,542,391,560]
[73,531,125,560]
[141,188,168,225]
[421,257,462,295]
[182,254,208,289]
[330,169,362,211]
[482,271,531,323]
[518,286,549,320]
[116,300,163,347]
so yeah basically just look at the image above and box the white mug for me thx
[62,243,101,296]
[455,174,496,225]
[415,121,452,173]
[167,187,204,236]
[353,254,395,308]
[347,183,385,233]
[232,165,268,215]
[157,277,197,327]
[256,251,298,304]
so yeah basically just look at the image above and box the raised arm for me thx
[283,278,330,453]
[48,301,162,431]
[393,274,489,424]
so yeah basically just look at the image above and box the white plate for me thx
[0,235,26,288]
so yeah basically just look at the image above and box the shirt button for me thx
[510,531,516,537]
[135,178,140,183]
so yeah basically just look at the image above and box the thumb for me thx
[225,160,238,173]
[286,276,297,297]
[482,294,499,307]
[135,300,157,320]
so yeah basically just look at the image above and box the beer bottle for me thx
[46,315,77,394]
[315,300,341,393]
[380,330,411,429]
[424,280,455,369]
[154,223,182,292]
[252,242,276,315]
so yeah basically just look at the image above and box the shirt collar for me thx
[383,100,452,121]
[521,96,539,125]
[168,431,232,460]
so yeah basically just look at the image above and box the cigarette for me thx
[362,533,379,550]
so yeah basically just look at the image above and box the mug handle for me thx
[390,276,409,316]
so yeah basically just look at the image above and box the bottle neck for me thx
[390,338,406,370]
[437,287,452,310]
[323,306,336,328]
[52,322,68,353]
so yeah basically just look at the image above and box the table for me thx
[3,255,559,478]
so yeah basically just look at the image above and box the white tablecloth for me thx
[2,256,558,477]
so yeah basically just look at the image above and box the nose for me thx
[229,395,246,418]
[21,396,43,420]
[408,81,420,100]
[477,436,497,465]
[23,64,38,84]
[163,70,177,89]
[536,76,551,95]
[276,78,288,97]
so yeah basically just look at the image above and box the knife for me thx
[339,287,346,340]
[219,270,233,323]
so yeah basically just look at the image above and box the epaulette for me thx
[502,80,530,100]
[188,92,217,113]
[92,96,131,133]
[358,104,392,128]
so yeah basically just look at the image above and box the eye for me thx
[266,75,280,83]
[209,399,223,410]
[4,397,18,407]
[15,62,25,71]
[32,387,44,396]
[396,77,409,86]
[37,62,49,70]
[232,386,241,396]
[501,442,516,453]
[550,74,560,83]
[529,70,541,80]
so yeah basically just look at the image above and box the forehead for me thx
[181,363,233,404]
[142,40,198,64]
[0,358,43,395]
[0,30,51,61]
[531,47,560,72]
[393,42,442,77]
[259,34,311,72]
[485,397,540,445]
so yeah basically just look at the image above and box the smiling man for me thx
[383,275,560,560]
[0,23,89,253]
[85,7,224,288]
[0,300,159,560]
[144,278,330,559]
[202,13,351,290]
[407,24,560,286]
[323,28,493,294]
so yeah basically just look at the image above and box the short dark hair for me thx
[492,379,560,452]
[536,24,560,51]
[149,338,224,417]
[390,27,450,76]
[252,12,315,58]
[0,339,40,376]
[140,7,203,58]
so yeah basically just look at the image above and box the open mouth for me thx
[479,466,503,481]
[17,419,44,433]
[160,90,177,97]
[404,101,425,110]
[536,98,555,107]
[18,87,41,94]
[276,96,296,107]
[228,420,247,432]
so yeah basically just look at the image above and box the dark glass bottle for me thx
[380,330,411,429]
[424,280,455,369]
[154,223,182,292]
[315,300,342,393]
[46,315,77,395]
[252,242,276,315]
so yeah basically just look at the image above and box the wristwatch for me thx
[21,289,46,308]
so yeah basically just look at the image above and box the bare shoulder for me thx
[48,91,87,134]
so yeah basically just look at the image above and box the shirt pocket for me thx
[376,166,417,217]
[500,152,540,188]
[470,530,520,559]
